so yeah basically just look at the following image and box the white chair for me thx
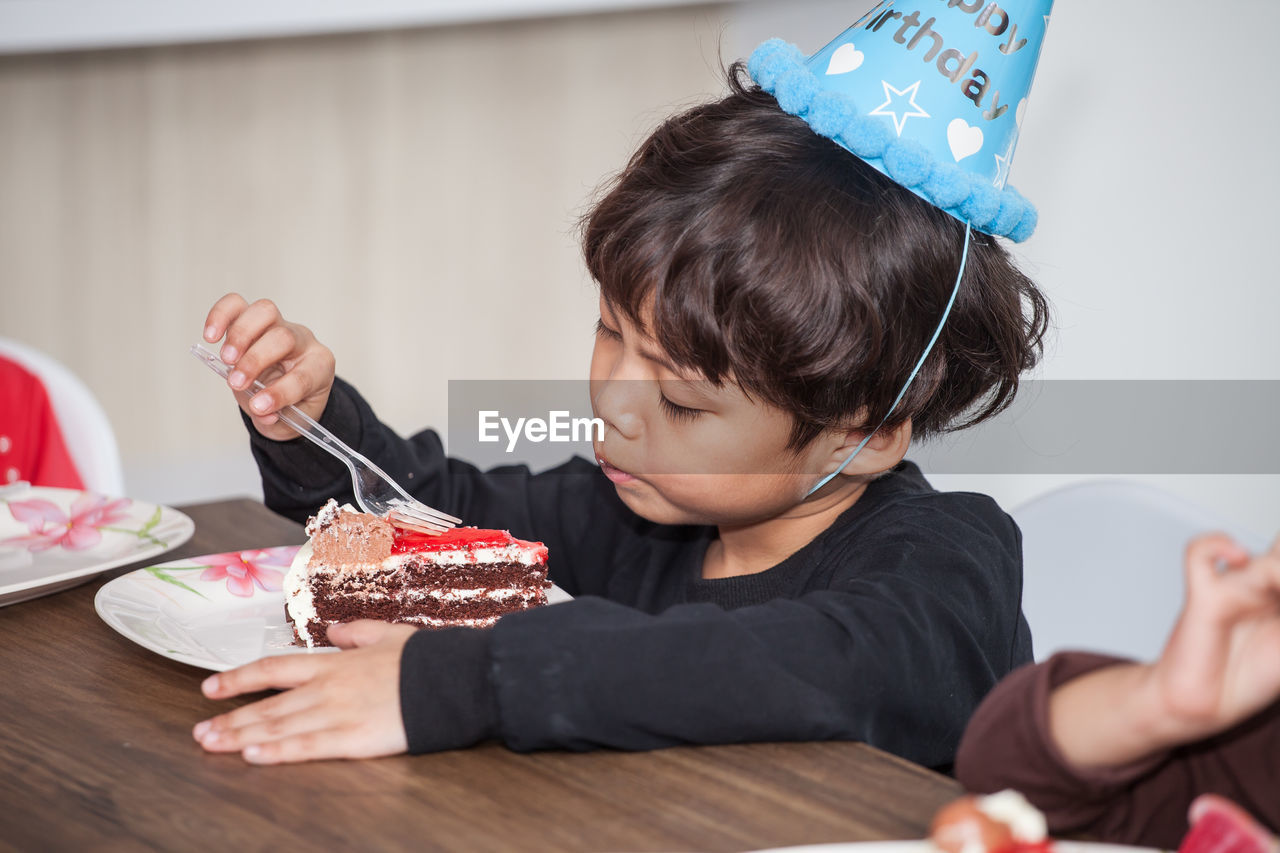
[0,337,125,496]
[1012,480,1269,663]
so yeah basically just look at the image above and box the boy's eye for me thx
[595,318,622,341]
[658,392,703,422]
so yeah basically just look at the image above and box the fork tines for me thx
[388,498,460,536]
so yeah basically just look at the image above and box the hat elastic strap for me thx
[805,220,973,498]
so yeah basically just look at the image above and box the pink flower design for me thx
[198,549,290,597]
[3,493,133,552]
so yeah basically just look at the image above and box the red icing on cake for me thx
[392,526,522,554]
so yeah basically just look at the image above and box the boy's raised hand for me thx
[193,620,415,763]
[1151,533,1280,742]
[203,293,336,442]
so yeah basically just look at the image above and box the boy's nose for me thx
[591,379,647,441]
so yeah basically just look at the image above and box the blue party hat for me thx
[749,0,1054,241]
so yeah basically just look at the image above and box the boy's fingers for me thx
[241,729,331,764]
[243,354,321,416]
[202,654,323,699]
[233,324,303,390]
[196,703,332,754]
[196,680,317,735]
[204,293,250,344]
[241,723,405,764]
[327,620,410,649]
[220,298,286,368]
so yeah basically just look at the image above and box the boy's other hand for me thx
[193,620,415,763]
[203,293,336,442]
[1153,533,1280,743]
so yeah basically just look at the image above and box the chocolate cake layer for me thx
[308,582,547,624]
[393,560,549,589]
[297,596,540,647]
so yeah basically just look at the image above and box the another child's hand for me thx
[202,293,336,442]
[1048,533,1280,768]
[193,620,415,763]
[1151,533,1280,741]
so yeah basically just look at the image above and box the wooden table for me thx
[0,498,961,852]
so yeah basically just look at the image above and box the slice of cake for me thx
[285,499,550,648]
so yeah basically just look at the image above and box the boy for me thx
[194,5,1055,767]
[957,533,1280,847]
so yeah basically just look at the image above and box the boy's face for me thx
[589,297,840,527]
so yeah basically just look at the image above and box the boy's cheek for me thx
[620,473,805,526]
[610,482,703,526]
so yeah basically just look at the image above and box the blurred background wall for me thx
[1,0,1277,537]
[0,1,734,502]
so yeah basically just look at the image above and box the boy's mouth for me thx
[596,455,637,485]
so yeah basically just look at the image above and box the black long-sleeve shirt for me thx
[248,378,1033,768]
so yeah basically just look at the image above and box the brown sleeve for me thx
[956,652,1280,847]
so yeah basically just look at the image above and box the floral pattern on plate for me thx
[95,545,309,672]
[144,546,295,600]
[0,485,194,606]
[3,493,160,552]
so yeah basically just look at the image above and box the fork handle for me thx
[231,380,359,473]
[191,344,414,513]
[271,404,356,468]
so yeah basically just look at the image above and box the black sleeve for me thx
[399,519,1026,769]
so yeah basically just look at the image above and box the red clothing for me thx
[0,355,85,489]
[955,652,1280,848]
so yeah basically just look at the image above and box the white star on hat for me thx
[868,79,930,136]
[993,131,1020,188]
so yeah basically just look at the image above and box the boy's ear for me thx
[828,419,913,476]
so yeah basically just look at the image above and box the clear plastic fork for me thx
[190,344,459,536]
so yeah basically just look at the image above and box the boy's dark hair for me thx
[582,63,1050,448]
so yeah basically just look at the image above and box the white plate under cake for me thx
[95,544,569,671]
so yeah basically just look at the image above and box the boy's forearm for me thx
[1047,662,1191,768]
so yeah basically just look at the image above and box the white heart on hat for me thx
[825,43,864,75]
[947,118,984,162]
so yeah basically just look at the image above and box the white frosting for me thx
[414,615,500,628]
[304,498,347,538]
[416,587,540,602]
[976,791,1047,843]
[385,544,545,568]
[284,540,318,647]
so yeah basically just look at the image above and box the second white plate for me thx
[0,485,194,606]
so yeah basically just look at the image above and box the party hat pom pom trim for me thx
[750,40,1038,242]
